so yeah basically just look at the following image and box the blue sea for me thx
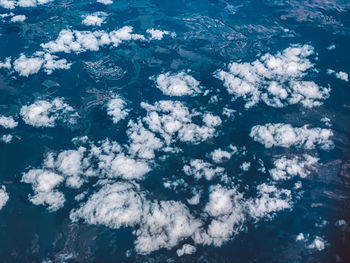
[0,0,349,262]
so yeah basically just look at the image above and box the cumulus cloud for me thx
[250,123,333,150]
[141,100,221,144]
[0,57,11,70]
[308,236,326,251]
[0,0,52,9]
[183,159,225,181]
[22,169,65,211]
[14,52,71,76]
[216,44,330,109]
[109,153,150,180]
[96,0,112,4]
[106,95,129,124]
[82,12,107,27]
[41,26,146,54]
[127,120,163,159]
[269,154,318,180]
[176,244,196,257]
[1,134,13,143]
[0,116,17,129]
[327,69,348,82]
[0,186,9,210]
[10,14,25,22]
[20,97,77,127]
[146,28,174,40]
[154,72,201,96]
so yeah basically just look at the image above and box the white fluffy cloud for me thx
[106,96,129,124]
[0,0,52,9]
[82,12,107,27]
[1,134,13,143]
[154,72,201,96]
[270,154,318,180]
[141,100,221,144]
[146,28,174,40]
[183,159,225,181]
[0,57,11,70]
[0,116,17,129]
[0,186,9,210]
[96,0,112,4]
[41,26,145,54]
[10,14,25,22]
[250,123,333,150]
[216,44,330,109]
[14,52,71,76]
[20,98,77,127]
[176,244,196,257]
[327,69,348,82]
[308,236,326,251]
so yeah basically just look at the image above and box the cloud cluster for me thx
[14,52,71,76]
[106,95,129,124]
[183,159,225,181]
[0,115,18,129]
[10,14,25,22]
[269,154,318,180]
[82,12,107,27]
[20,97,77,127]
[141,100,222,145]
[216,44,330,108]
[40,26,145,54]
[0,0,52,9]
[250,123,333,150]
[146,28,174,40]
[327,69,349,82]
[0,186,9,210]
[154,72,201,96]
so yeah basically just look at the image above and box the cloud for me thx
[250,123,333,150]
[141,100,221,144]
[176,244,196,257]
[82,12,107,27]
[308,236,326,251]
[270,154,318,180]
[0,0,52,9]
[216,44,330,109]
[146,28,174,40]
[41,26,146,54]
[0,186,9,210]
[1,134,13,143]
[327,69,348,82]
[183,159,225,181]
[0,116,18,129]
[10,14,25,22]
[154,72,201,96]
[13,52,71,76]
[106,95,129,124]
[21,169,65,211]
[20,97,77,127]
[0,57,11,70]
[240,162,251,171]
[96,0,112,4]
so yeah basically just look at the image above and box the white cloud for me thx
[184,159,225,181]
[41,26,146,54]
[216,44,330,109]
[20,97,77,127]
[96,0,112,4]
[0,0,52,9]
[10,14,25,22]
[308,236,326,251]
[327,69,348,82]
[127,120,163,159]
[146,28,175,40]
[250,123,333,150]
[176,244,196,257]
[141,100,221,144]
[21,169,65,211]
[0,186,9,210]
[270,154,318,180]
[210,149,232,163]
[109,153,150,180]
[154,72,201,96]
[240,162,251,171]
[1,134,13,143]
[0,57,11,70]
[0,116,17,129]
[13,52,71,76]
[106,95,129,124]
[296,233,305,241]
[82,12,107,27]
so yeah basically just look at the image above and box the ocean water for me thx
[0,0,349,262]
